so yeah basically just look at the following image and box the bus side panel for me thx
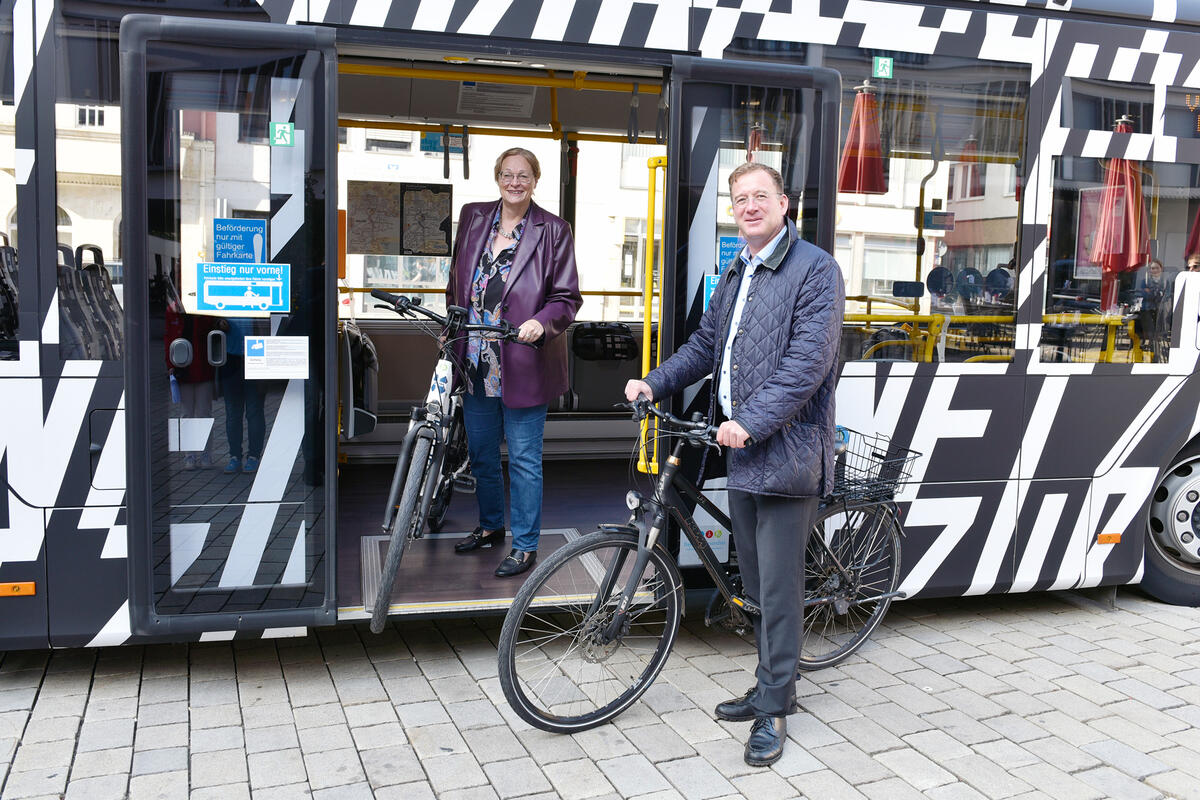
[1079,372,1200,589]
[42,374,131,648]
[0,493,49,650]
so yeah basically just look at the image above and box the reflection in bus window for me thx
[816,48,1028,364]
[0,7,16,359]
[55,16,122,360]
[1041,155,1189,364]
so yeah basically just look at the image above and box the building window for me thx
[77,105,104,127]
[365,135,411,153]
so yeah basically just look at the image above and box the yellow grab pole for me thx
[638,156,668,474]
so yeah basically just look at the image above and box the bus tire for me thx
[1144,447,1200,607]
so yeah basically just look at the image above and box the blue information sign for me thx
[717,236,744,274]
[703,274,721,312]
[419,132,464,154]
[196,262,291,313]
[214,218,267,263]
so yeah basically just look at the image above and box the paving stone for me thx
[624,722,697,763]
[131,746,189,776]
[811,741,895,785]
[2,767,70,799]
[785,768,868,800]
[68,746,132,779]
[137,701,188,727]
[191,784,251,800]
[64,773,128,800]
[828,715,904,755]
[191,748,249,788]
[248,748,307,789]
[303,747,366,790]
[1009,763,1105,800]
[424,751,488,794]
[127,769,188,800]
[485,755,555,798]
[461,725,528,764]
[297,723,355,753]
[874,747,956,791]
[1146,769,1200,800]
[924,782,989,800]
[656,756,735,800]
[191,724,245,753]
[859,776,929,800]
[252,783,313,799]
[359,743,424,788]
[1075,765,1163,800]
[374,781,436,800]
[518,728,588,765]
[244,724,300,755]
[942,753,1034,798]
[729,768,802,800]
[1080,738,1171,780]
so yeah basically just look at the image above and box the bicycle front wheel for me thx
[369,435,432,634]
[799,502,901,670]
[498,530,682,733]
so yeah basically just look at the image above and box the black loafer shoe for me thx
[745,715,786,766]
[715,686,759,722]
[455,527,506,553]
[495,549,536,577]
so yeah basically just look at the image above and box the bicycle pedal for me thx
[453,474,476,493]
[731,596,761,617]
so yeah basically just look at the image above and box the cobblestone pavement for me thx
[1,589,1199,799]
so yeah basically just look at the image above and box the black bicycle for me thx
[367,289,523,634]
[497,398,919,732]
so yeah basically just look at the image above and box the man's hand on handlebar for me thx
[624,379,653,403]
[717,420,751,449]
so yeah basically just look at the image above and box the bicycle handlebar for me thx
[369,289,525,342]
[626,396,720,442]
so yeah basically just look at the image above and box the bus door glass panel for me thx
[124,18,334,632]
[0,1,19,359]
[666,57,837,417]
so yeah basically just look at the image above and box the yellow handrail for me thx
[639,156,668,474]
[339,63,662,95]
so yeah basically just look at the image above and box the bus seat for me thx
[570,322,641,412]
[0,236,16,341]
[339,321,379,439]
[56,263,96,359]
[75,244,124,359]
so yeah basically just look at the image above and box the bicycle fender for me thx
[596,523,638,536]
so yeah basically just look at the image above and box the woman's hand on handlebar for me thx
[516,319,544,344]
[624,380,653,403]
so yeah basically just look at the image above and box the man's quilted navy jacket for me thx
[645,219,844,497]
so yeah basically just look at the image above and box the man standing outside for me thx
[624,162,844,766]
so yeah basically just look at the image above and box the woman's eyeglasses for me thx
[499,171,533,185]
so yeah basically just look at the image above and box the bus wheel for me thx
[1144,454,1200,606]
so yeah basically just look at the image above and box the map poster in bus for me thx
[195,262,291,314]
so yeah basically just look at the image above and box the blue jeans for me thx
[462,385,547,553]
[221,355,265,459]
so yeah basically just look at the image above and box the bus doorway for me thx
[330,43,670,619]
[332,41,840,623]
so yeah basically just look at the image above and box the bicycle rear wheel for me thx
[369,435,432,634]
[799,502,901,670]
[498,530,682,733]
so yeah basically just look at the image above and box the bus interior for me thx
[330,43,673,619]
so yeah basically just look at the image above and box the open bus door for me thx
[121,16,337,637]
[661,55,838,419]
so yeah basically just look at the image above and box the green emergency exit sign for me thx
[872,57,894,79]
[270,121,295,147]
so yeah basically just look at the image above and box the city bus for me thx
[3,0,1200,649]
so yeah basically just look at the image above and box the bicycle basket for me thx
[832,428,921,501]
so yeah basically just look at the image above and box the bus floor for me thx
[336,458,635,614]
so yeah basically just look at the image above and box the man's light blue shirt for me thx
[718,224,788,418]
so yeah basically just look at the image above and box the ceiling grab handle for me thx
[656,92,668,144]
[627,83,639,144]
[443,123,451,180]
[462,124,469,180]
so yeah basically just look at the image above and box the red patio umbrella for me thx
[1090,115,1150,311]
[838,80,887,194]
[1185,203,1200,263]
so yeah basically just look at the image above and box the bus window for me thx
[54,16,122,361]
[0,4,17,359]
[1042,154,1190,365]
[817,50,1028,364]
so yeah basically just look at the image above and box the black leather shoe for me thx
[745,715,786,766]
[495,549,536,577]
[455,527,506,553]
[715,686,759,722]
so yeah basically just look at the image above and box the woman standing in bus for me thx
[447,148,582,577]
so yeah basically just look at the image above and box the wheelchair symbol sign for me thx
[271,122,294,147]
